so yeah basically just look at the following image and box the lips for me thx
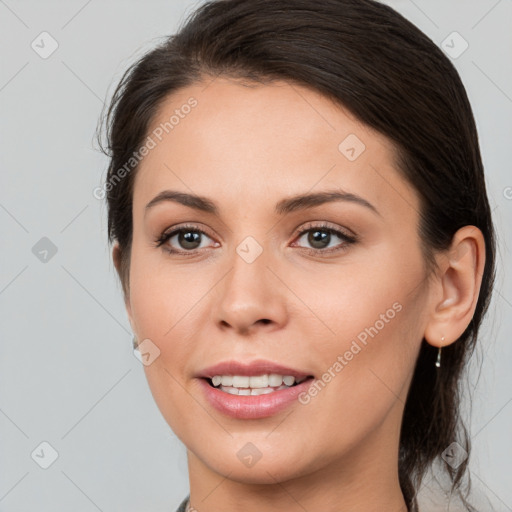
[195,359,315,419]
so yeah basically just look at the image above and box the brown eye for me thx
[177,230,203,250]
[307,229,332,249]
[293,223,357,254]
[155,224,218,254]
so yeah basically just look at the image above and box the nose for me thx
[212,244,289,336]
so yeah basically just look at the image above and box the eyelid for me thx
[291,220,356,240]
[160,222,216,241]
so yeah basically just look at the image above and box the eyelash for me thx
[153,222,358,256]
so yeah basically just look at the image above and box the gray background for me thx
[0,0,511,511]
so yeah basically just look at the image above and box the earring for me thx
[133,335,138,350]
[435,336,445,368]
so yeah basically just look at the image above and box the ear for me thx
[424,225,486,348]
[112,242,135,333]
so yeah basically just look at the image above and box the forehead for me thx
[133,77,419,220]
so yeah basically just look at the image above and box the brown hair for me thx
[98,1,497,510]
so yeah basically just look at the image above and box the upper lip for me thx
[197,359,313,379]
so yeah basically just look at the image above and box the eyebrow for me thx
[144,188,381,217]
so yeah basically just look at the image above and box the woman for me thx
[98,0,497,510]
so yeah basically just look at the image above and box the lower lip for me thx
[198,377,314,419]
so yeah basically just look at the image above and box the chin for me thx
[195,440,316,484]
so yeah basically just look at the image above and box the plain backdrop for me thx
[1,1,511,511]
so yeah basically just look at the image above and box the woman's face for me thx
[122,77,433,483]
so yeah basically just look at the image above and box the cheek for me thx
[289,246,423,344]
[129,242,208,338]
[141,363,193,446]
[288,276,424,458]
[291,249,425,404]
[128,257,196,419]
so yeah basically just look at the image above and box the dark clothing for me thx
[176,495,190,512]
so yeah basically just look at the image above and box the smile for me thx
[208,373,309,395]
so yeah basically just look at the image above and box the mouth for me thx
[196,359,316,418]
[203,373,314,396]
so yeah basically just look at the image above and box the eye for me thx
[292,222,357,254]
[154,224,218,254]
[154,222,357,256]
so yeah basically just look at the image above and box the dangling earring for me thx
[133,335,138,350]
[435,336,445,368]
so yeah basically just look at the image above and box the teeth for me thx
[283,375,295,386]
[250,387,274,395]
[249,375,268,388]
[209,373,309,394]
[218,385,285,395]
[268,374,283,386]
[221,376,233,386]
[232,376,250,388]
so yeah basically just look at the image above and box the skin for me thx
[113,77,485,512]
